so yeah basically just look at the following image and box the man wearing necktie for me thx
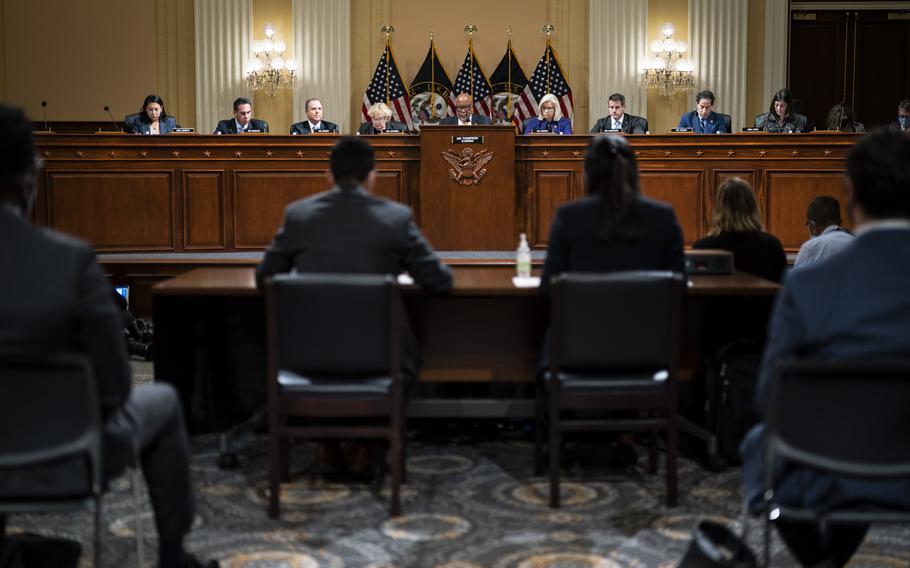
[677,90,729,134]
[213,97,270,134]
[590,93,648,134]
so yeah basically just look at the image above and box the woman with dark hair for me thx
[540,134,684,289]
[131,94,177,135]
[539,134,684,465]
[693,177,787,283]
[754,88,808,133]
[825,102,864,132]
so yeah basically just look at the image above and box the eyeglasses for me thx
[455,105,471,110]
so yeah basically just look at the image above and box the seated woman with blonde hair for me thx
[523,93,572,135]
[358,102,408,135]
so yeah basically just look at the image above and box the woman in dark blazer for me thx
[539,135,685,466]
[754,88,808,133]
[131,94,177,135]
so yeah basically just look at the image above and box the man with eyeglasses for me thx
[439,93,492,126]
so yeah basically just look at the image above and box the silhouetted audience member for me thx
[793,195,854,269]
[540,134,684,466]
[0,104,216,567]
[741,127,910,567]
[693,177,787,283]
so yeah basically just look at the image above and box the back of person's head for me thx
[140,94,168,119]
[330,136,376,187]
[0,104,38,213]
[709,177,763,236]
[806,195,842,227]
[584,134,641,241]
[846,128,910,220]
[825,103,852,130]
[769,88,794,115]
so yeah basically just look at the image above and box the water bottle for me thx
[516,233,532,278]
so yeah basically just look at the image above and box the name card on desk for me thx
[600,128,622,133]
[670,127,693,133]
[452,135,484,144]
[383,128,404,133]
[741,127,762,132]
[173,128,195,133]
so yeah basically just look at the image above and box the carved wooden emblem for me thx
[441,147,494,185]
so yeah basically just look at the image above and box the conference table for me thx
[152,264,779,431]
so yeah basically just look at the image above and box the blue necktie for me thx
[700,119,706,133]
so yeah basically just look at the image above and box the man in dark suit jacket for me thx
[741,128,910,567]
[289,98,339,134]
[439,93,492,126]
[256,136,453,377]
[0,105,214,568]
[590,93,648,134]
[676,90,730,134]
[213,97,269,134]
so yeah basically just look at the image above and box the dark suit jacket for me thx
[676,110,731,134]
[438,114,492,126]
[290,120,339,134]
[0,208,130,417]
[742,227,910,513]
[256,185,453,376]
[131,116,178,135]
[539,194,685,293]
[692,231,787,283]
[357,121,407,135]
[590,114,649,134]
[214,118,270,134]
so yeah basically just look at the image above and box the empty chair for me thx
[265,273,405,518]
[753,359,910,566]
[536,271,685,507]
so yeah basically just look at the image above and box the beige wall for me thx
[746,0,766,124]
[0,0,773,133]
[349,0,588,130]
[252,0,293,130]
[0,0,195,126]
[646,0,691,133]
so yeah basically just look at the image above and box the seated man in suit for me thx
[591,93,648,134]
[256,136,453,373]
[792,195,854,269]
[0,105,215,568]
[676,90,729,133]
[290,98,339,134]
[357,102,407,135]
[439,93,492,126]
[213,97,269,134]
[741,128,910,567]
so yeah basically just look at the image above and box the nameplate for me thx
[383,128,403,134]
[244,129,263,133]
[600,128,622,133]
[173,128,195,133]
[532,128,554,134]
[313,128,335,134]
[451,135,484,144]
[742,127,762,132]
[670,127,693,133]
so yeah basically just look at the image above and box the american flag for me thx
[362,43,414,130]
[451,47,493,118]
[515,42,574,123]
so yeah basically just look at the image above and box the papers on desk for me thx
[512,276,541,288]
[397,273,414,285]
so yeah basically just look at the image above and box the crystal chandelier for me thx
[639,23,695,97]
[245,24,297,97]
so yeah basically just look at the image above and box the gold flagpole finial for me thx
[429,28,434,42]
[507,25,512,39]
[381,25,394,41]
[541,23,555,39]
[464,24,477,38]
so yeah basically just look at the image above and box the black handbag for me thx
[679,520,757,568]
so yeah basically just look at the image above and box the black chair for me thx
[265,273,405,518]
[0,351,146,567]
[123,113,142,133]
[753,359,910,566]
[535,271,685,507]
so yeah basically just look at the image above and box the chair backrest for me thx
[123,113,142,133]
[766,359,910,478]
[0,351,101,501]
[266,273,400,377]
[550,271,685,372]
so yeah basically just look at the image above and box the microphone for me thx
[41,100,48,131]
[104,105,119,132]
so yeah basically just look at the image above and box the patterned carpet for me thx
[6,363,908,567]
